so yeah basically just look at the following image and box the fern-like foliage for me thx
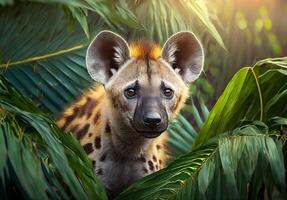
[0,76,107,200]
[116,120,287,200]
[168,99,210,158]
[0,0,224,115]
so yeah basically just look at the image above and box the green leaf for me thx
[184,0,226,50]
[116,122,286,200]
[0,0,13,6]
[65,6,90,38]
[0,76,107,199]
[193,57,287,148]
[0,3,96,114]
[130,0,225,47]
[0,0,224,115]
[197,156,215,195]
[168,100,209,158]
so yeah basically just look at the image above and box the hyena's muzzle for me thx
[133,95,168,138]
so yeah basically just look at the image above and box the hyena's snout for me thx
[133,96,168,138]
[143,111,161,128]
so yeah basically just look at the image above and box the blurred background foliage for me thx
[196,0,287,103]
[182,0,287,126]
[0,0,287,199]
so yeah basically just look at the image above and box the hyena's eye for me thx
[124,88,137,99]
[162,88,174,99]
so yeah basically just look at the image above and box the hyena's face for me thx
[105,58,189,138]
[86,31,204,138]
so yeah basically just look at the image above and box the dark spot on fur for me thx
[86,99,97,119]
[92,160,96,167]
[88,133,92,137]
[79,97,92,117]
[156,144,161,150]
[93,112,101,124]
[148,160,154,171]
[140,154,146,162]
[94,136,101,149]
[100,154,106,162]
[70,124,79,133]
[76,124,90,140]
[105,122,111,134]
[97,168,103,175]
[62,107,79,130]
[143,167,148,173]
[152,155,157,162]
[156,165,158,170]
[159,159,162,165]
[83,143,93,154]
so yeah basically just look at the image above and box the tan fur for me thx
[57,85,168,166]
[57,40,189,198]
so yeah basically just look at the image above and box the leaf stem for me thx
[0,44,87,68]
[251,68,263,121]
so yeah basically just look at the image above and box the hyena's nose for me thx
[143,112,161,128]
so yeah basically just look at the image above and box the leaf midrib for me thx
[167,134,272,200]
[0,44,87,68]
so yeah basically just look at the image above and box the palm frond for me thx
[129,0,225,47]
[168,100,209,158]
[0,0,224,115]
[116,120,287,200]
[0,0,142,37]
[0,3,97,114]
[0,76,107,199]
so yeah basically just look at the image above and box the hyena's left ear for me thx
[86,31,130,85]
[161,31,204,84]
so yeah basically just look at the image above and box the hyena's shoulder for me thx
[56,85,106,147]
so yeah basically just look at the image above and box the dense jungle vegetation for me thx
[0,0,286,199]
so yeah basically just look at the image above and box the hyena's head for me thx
[86,31,204,138]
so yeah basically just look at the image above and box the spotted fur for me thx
[57,30,204,199]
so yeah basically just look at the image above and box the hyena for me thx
[57,30,204,198]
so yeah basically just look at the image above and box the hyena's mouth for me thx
[137,130,163,139]
[129,118,167,138]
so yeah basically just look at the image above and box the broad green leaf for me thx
[193,57,287,148]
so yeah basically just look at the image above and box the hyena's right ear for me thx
[86,31,130,85]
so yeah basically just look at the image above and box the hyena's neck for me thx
[102,109,154,160]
